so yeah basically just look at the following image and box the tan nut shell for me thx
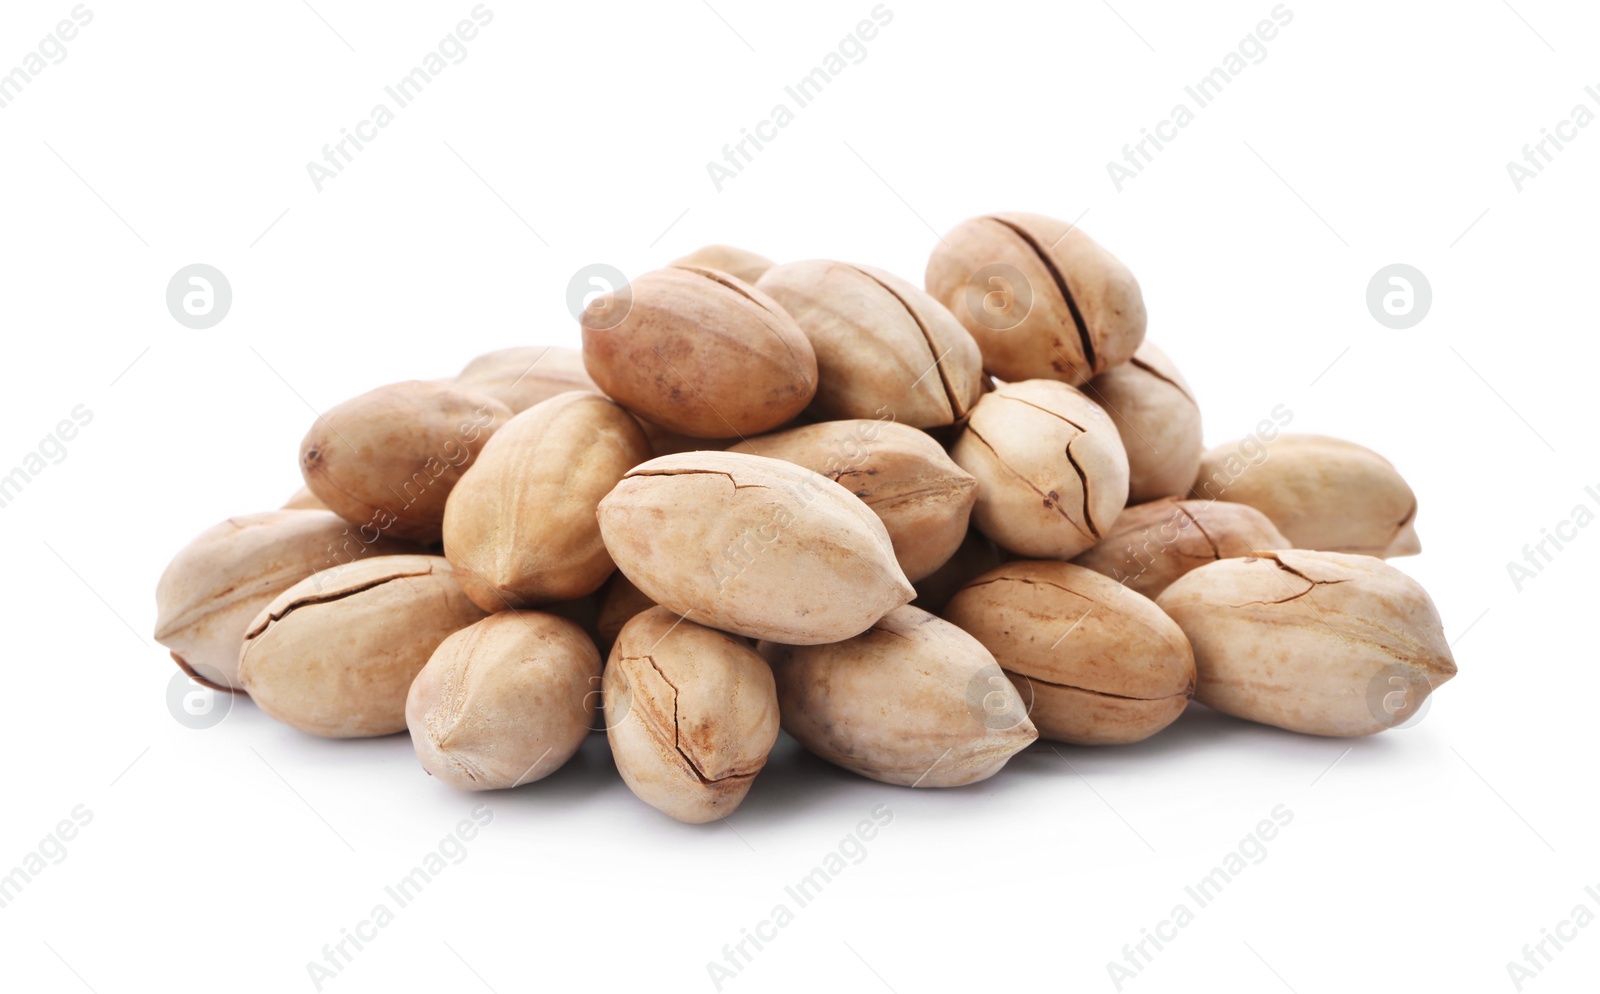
[154,510,415,691]
[604,607,779,823]
[943,562,1195,745]
[637,418,736,458]
[1191,434,1420,557]
[925,212,1146,385]
[755,261,984,427]
[952,379,1130,559]
[761,606,1037,787]
[1156,551,1457,737]
[299,380,512,544]
[597,451,914,644]
[580,267,818,438]
[596,572,656,655]
[238,555,488,738]
[281,487,327,511]
[1083,342,1203,503]
[406,611,601,790]
[454,346,599,414]
[442,392,653,610]
[726,420,977,581]
[669,245,775,284]
[1072,498,1292,599]
[911,527,1006,615]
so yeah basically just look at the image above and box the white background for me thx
[1,0,1595,991]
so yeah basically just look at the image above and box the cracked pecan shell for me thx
[238,555,488,738]
[925,212,1146,385]
[725,419,977,581]
[596,451,914,644]
[154,509,417,691]
[943,561,1195,746]
[1156,551,1456,736]
[668,244,775,284]
[761,605,1037,787]
[580,266,817,438]
[604,607,779,823]
[1083,341,1204,503]
[1190,434,1420,558]
[951,379,1130,559]
[1072,497,1291,599]
[756,260,984,427]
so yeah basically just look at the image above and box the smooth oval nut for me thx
[952,379,1130,559]
[154,509,416,690]
[581,266,818,438]
[761,605,1037,787]
[943,561,1194,745]
[238,555,488,738]
[604,607,779,823]
[756,260,983,427]
[726,419,977,581]
[407,611,600,790]
[597,451,914,644]
[300,380,512,544]
[1191,434,1420,557]
[1156,551,1457,736]
[442,392,653,610]
[454,346,599,414]
[1083,341,1203,503]
[669,245,775,284]
[925,212,1146,385]
[1072,497,1291,599]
